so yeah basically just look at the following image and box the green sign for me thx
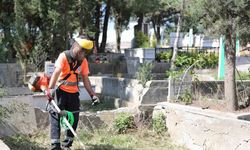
[218,35,240,79]
[218,36,225,79]
[236,35,240,55]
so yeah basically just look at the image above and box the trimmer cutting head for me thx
[28,73,40,86]
[28,73,50,92]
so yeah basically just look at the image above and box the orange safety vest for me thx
[55,50,89,93]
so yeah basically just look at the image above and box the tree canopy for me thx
[1,0,250,110]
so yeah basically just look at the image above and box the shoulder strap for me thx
[61,50,82,81]
[64,50,74,70]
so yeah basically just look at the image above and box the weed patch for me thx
[113,113,135,134]
[152,113,167,134]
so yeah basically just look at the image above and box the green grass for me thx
[2,132,49,150]
[2,127,187,150]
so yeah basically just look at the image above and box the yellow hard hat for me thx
[75,37,94,50]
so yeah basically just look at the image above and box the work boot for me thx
[62,138,73,149]
[51,143,62,150]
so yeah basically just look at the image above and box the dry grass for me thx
[2,126,187,150]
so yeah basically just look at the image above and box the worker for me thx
[45,36,100,150]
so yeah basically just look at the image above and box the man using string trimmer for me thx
[29,36,100,150]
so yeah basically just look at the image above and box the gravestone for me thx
[126,57,140,78]
[44,61,55,76]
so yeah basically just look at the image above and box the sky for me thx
[99,20,137,43]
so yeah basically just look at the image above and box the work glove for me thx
[91,95,100,106]
[45,88,55,102]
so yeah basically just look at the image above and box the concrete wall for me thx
[0,61,170,88]
[88,53,125,63]
[140,80,168,105]
[0,96,38,136]
[89,62,127,75]
[89,77,169,108]
[154,102,250,150]
[0,63,23,87]
[89,77,143,106]
[89,61,169,77]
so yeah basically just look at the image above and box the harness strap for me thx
[58,50,82,89]
[58,81,78,86]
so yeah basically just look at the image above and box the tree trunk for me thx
[156,25,161,45]
[224,29,238,111]
[115,15,121,53]
[171,13,182,69]
[134,13,144,34]
[137,13,144,32]
[171,0,185,69]
[100,0,111,53]
[152,20,160,46]
[94,1,101,52]
[20,59,28,83]
[133,13,143,48]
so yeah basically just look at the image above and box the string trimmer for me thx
[28,73,87,149]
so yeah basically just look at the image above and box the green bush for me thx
[174,52,218,69]
[135,31,149,48]
[156,51,172,62]
[113,113,135,134]
[166,69,184,78]
[152,113,167,134]
[136,62,153,87]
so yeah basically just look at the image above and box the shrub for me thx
[136,62,153,87]
[166,69,184,79]
[174,52,218,69]
[156,51,172,62]
[152,113,167,134]
[113,113,135,134]
[135,31,149,48]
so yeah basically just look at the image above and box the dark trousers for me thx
[50,88,80,144]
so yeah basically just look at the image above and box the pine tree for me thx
[203,0,250,110]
